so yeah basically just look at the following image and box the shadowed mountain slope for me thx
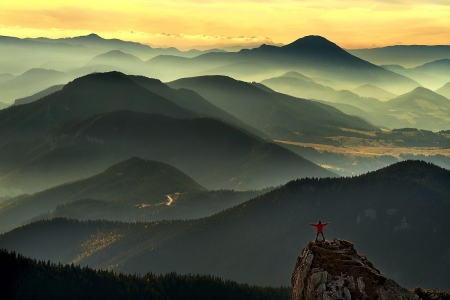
[0,157,222,232]
[381,64,446,90]
[151,36,419,93]
[168,75,377,142]
[85,50,144,74]
[0,157,265,232]
[348,45,450,68]
[0,69,69,104]
[0,110,334,194]
[380,87,450,130]
[195,61,281,82]
[86,50,143,65]
[0,35,95,75]
[34,33,224,60]
[129,75,264,137]
[436,82,450,99]
[0,72,195,145]
[412,59,450,81]
[352,84,397,101]
[0,161,449,289]
[260,75,383,110]
[13,84,64,106]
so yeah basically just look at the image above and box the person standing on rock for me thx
[310,221,329,242]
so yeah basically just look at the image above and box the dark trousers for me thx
[316,232,325,241]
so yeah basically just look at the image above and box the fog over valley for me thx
[1,29,450,299]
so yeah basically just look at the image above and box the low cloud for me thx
[155,32,271,42]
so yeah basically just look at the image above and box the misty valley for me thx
[1,33,450,299]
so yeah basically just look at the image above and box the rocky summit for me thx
[291,239,419,300]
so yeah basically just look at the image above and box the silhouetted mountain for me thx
[33,33,224,60]
[66,64,130,79]
[39,59,90,72]
[348,45,450,68]
[0,68,69,104]
[85,50,144,74]
[249,82,274,92]
[0,157,261,232]
[311,100,403,129]
[278,71,350,90]
[13,84,64,106]
[352,84,397,101]
[279,71,313,82]
[169,75,377,142]
[1,34,227,78]
[0,35,94,74]
[0,71,195,145]
[129,75,264,137]
[36,189,263,229]
[380,87,450,130]
[0,157,208,231]
[436,82,450,99]
[260,75,383,110]
[195,61,280,81]
[150,35,419,93]
[0,156,265,231]
[0,110,333,194]
[1,160,449,289]
[0,101,8,110]
[0,249,290,300]
[381,64,445,90]
[412,59,450,81]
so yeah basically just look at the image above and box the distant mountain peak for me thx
[284,35,339,49]
[68,71,129,85]
[412,86,432,92]
[85,33,102,39]
[423,58,450,65]
[105,49,126,54]
[408,86,440,98]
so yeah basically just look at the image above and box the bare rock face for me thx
[291,238,420,300]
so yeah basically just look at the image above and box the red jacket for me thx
[310,222,329,233]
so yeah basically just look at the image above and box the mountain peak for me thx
[284,35,339,49]
[84,33,102,39]
[68,71,129,84]
[409,86,443,98]
[292,239,420,300]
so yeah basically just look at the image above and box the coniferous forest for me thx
[1,249,290,300]
[2,2,450,297]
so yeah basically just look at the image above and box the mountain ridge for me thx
[1,160,448,288]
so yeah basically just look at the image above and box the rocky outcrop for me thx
[292,238,420,300]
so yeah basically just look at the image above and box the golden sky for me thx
[0,0,449,49]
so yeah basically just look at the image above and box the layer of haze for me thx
[1,0,449,49]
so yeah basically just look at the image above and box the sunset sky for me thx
[0,0,449,50]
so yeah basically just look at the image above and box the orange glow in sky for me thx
[0,0,449,49]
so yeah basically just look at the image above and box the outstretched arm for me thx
[310,223,317,227]
[323,222,329,226]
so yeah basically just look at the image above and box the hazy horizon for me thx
[2,32,450,53]
[1,1,449,50]
[1,1,450,296]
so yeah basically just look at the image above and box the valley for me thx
[1,28,450,297]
